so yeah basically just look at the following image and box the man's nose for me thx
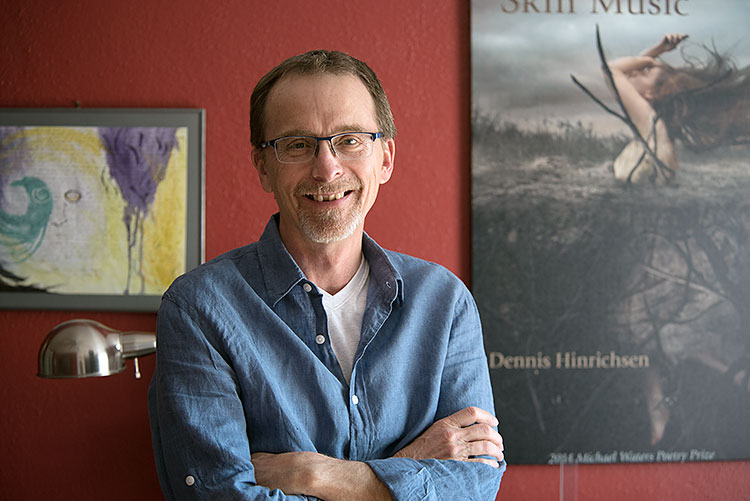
[311,140,343,181]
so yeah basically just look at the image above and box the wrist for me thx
[641,44,667,58]
[305,454,338,497]
[308,456,391,501]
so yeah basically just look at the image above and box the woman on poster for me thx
[602,33,750,447]
[606,33,750,183]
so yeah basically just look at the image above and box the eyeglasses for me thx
[260,132,383,164]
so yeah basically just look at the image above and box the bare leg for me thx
[645,368,670,445]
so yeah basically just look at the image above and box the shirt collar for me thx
[256,214,404,307]
[362,231,404,306]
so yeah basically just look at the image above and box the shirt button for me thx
[351,394,359,405]
[185,475,195,486]
[315,334,326,345]
[303,283,313,293]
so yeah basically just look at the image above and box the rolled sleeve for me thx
[366,457,504,501]
[148,297,310,500]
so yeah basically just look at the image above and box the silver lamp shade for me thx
[37,319,156,379]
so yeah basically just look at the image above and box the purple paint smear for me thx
[99,127,178,215]
[98,127,178,294]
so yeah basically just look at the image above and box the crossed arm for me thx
[150,286,504,500]
[252,406,505,500]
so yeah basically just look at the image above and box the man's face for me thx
[252,73,395,247]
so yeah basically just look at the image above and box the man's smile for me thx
[305,190,353,202]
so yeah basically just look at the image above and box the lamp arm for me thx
[120,332,157,359]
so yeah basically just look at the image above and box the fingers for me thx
[445,432,503,465]
[466,457,501,469]
[672,34,688,46]
[439,413,505,463]
[460,424,505,462]
[467,439,505,463]
[443,406,499,428]
[460,422,504,449]
[662,33,688,49]
[393,406,506,465]
[441,407,505,463]
[436,433,504,463]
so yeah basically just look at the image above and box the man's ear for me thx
[379,138,396,185]
[251,148,274,193]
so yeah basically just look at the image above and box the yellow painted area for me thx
[1,125,190,296]
[2,127,129,293]
[142,127,188,292]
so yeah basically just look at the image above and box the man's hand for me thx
[393,406,505,468]
[252,451,392,500]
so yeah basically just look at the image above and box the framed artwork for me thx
[472,1,750,464]
[0,108,204,311]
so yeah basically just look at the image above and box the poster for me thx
[471,0,750,464]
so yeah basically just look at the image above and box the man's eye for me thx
[284,139,311,151]
[335,135,365,148]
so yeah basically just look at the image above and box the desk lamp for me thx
[37,319,155,379]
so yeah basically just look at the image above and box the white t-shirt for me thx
[320,256,370,384]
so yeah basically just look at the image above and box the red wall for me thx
[1,1,749,499]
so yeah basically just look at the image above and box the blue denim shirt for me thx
[148,216,504,500]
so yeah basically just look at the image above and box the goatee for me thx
[295,177,363,244]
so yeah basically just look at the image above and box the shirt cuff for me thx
[365,457,434,500]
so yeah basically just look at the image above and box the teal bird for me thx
[0,176,53,263]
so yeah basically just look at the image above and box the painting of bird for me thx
[0,176,53,263]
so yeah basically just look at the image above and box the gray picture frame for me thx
[0,108,205,312]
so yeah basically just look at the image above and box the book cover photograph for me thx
[471,0,750,464]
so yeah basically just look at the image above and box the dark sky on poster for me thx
[472,0,749,135]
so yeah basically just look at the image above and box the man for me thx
[148,50,505,500]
